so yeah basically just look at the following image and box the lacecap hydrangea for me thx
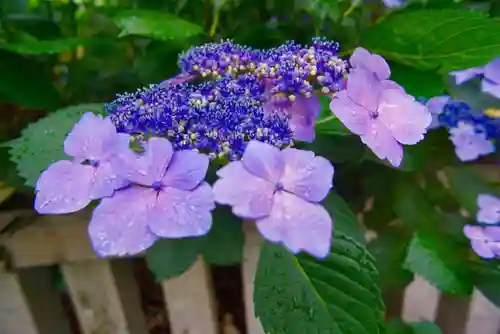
[34,39,431,259]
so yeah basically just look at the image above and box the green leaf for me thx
[323,191,365,244]
[296,135,366,164]
[145,238,199,280]
[114,10,204,42]
[360,10,500,72]
[389,62,445,98]
[404,232,473,295]
[409,321,442,334]
[254,233,384,334]
[0,50,60,110]
[5,104,105,187]
[0,38,91,54]
[444,166,500,215]
[199,206,244,266]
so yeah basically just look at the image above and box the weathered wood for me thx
[61,259,148,334]
[242,223,265,334]
[161,256,218,334]
[402,276,439,322]
[466,290,500,334]
[435,293,470,334]
[0,268,72,334]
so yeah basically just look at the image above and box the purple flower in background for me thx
[213,140,334,258]
[349,47,391,81]
[449,122,494,162]
[426,95,451,129]
[35,113,130,214]
[329,68,431,167]
[382,0,404,8]
[88,137,215,256]
[477,194,500,224]
[463,225,500,259]
[450,58,500,99]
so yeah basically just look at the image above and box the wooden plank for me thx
[61,259,148,334]
[242,223,265,334]
[0,268,72,334]
[161,256,218,334]
[435,293,470,334]
[465,289,500,334]
[402,276,439,322]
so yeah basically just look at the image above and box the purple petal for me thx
[449,122,495,162]
[426,96,451,129]
[64,113,121,160]
[158,73,196,88]
[242,140,284,183]
[378,88,432,145]
[483,226,500,240]
[213,161,275,219]
[481,79,500,99]
[350,48,391,81]
[148,182,215,238]
[463,225,485,240]
[361,121,404,167]
[279,148,334,203]
[88,186,158,256]
[383,0,404,8]
[477,194,500,224]
[90,161,128,199]
[484,58,500,84]
[35,160,93,214]
[114,137,174,186]
[450,67,484,85]
[346,68,381,111]
[255,191,332,258]
[329,90,370,135]
[470,239,496,259]
[161,150,209,190]
[288,96,321,142]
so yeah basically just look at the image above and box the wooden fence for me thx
[1,211,500,334]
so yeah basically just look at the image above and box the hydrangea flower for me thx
[463,225,500,259]
[329,67,431,167]
[449,121,494,162]
[450,58,500,99]
[35,113,130,214]
[213,140,334,258]
[349,47,391,81]
[477,194,500,224]
[88,137,215,256]
[425,95,451,129]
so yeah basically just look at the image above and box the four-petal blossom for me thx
[463,225,500,259]
[450,57,500,99]
[449,122,494,162]
[213,140,334,258]
[477,194,500,224]
[88,137,215,256]
[35,112,130,214]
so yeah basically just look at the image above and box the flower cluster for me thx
[425,96,498,161]
[464,194,500,259]
[329,48,432,167]
[451,57,500,99]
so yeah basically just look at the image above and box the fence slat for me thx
[402,276,439,322]
[466,289,500,334]
[0,268,72,334]
[435,293,470,334]
[61,259,148,334]
[242,223,265,334]
[161,256,218,334]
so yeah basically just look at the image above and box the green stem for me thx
[343,0,360,19]
[209,8,220,38]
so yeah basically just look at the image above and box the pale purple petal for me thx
[288,96,321,142]
[346,68,381,111]
[426,96,451,129]
[449,122,495,162]
[361,121,404,167]
[279,148,334,203]
[477,194,500,224]
[161,150,209,190]
[450,67,484,85]
[381,80,405,92]
[329,90,371,135]
[242,140,284,183]
[35,160,93,214]
[464,225,485,240]
[114,137,174,186]
[213,162,275,219]
[255,191,332,258]
[484,58,500,84]
[90,162,128,199]
[148,183,215,238]
[158,73,196,88]
[378,88,432,145]
[64,113,120,160]
[483,226,500,240]
[481,79,500,99]
[88,186,158,256]
[383,0,404,8]
[349,48,391,81]
[470,239,496,258]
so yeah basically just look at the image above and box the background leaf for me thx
[323,191,366,244]
[389,62,445,98]
[254,233,384,334]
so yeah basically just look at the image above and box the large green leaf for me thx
[5,104,105,187]
[389,62,445,98]
[114,10,204,42]
[254,233,385,334]
[360,10,500,72]
[386,319,443,334]
[323,191,365,244]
